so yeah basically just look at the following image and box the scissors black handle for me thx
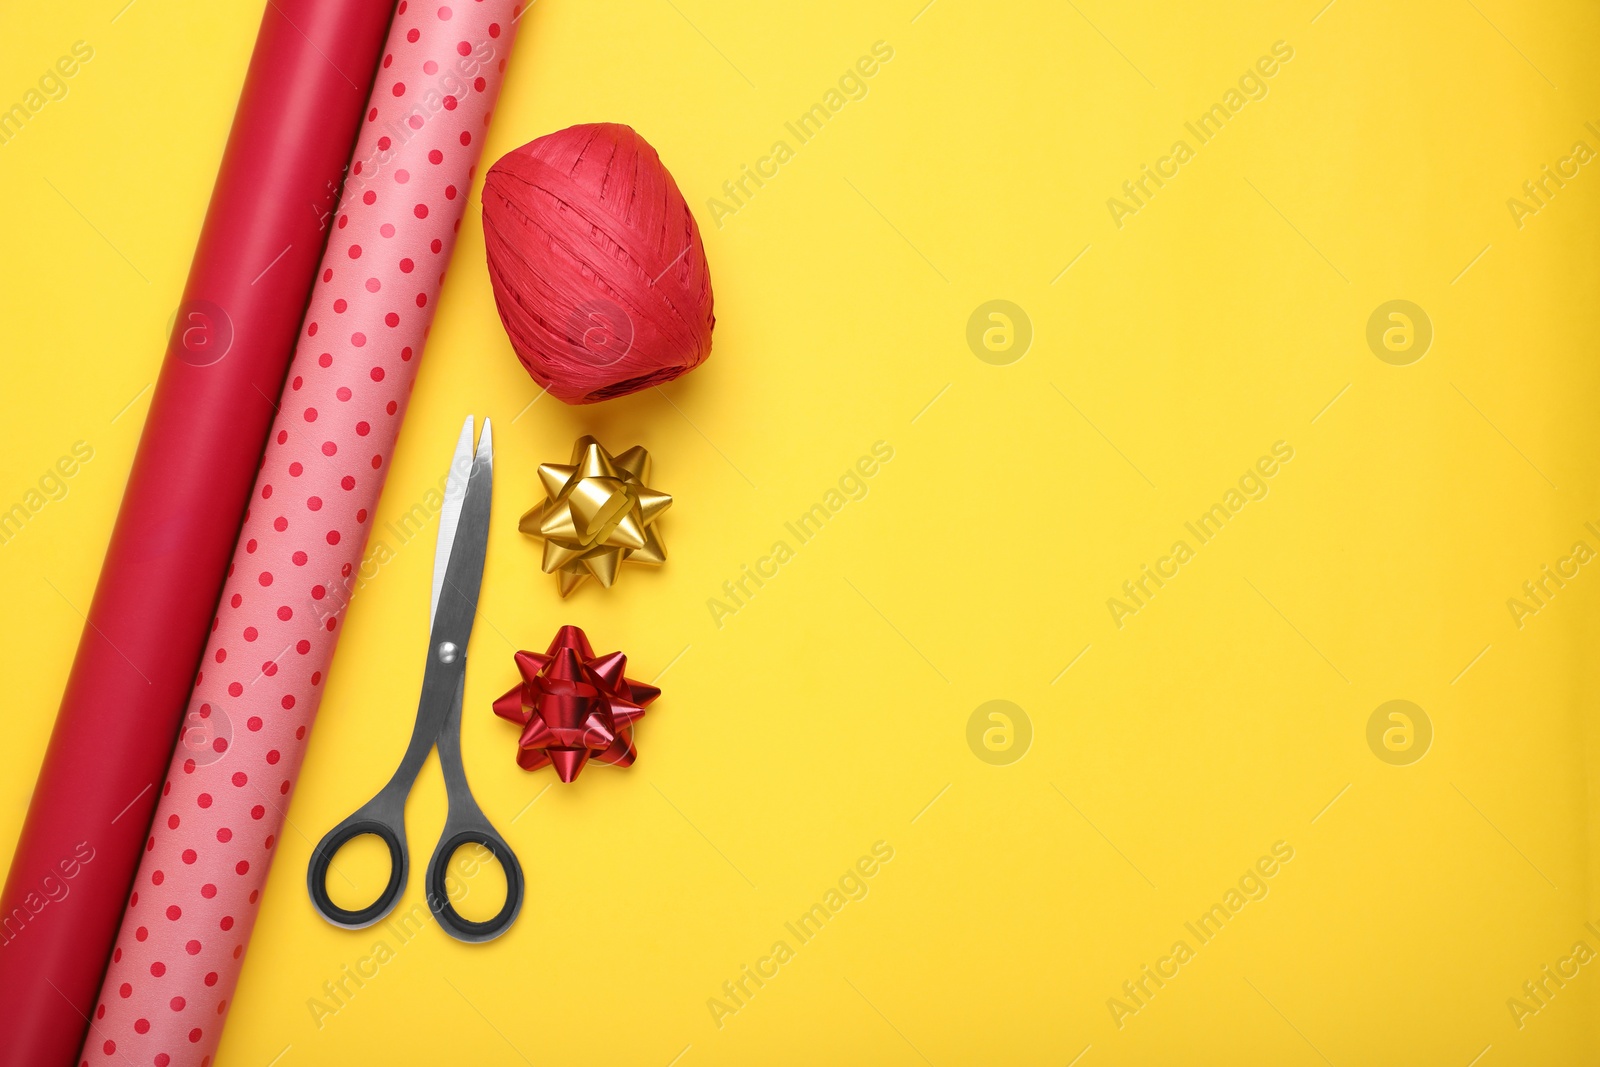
[305,644,452,933]
[426,689,524,942]
[306,779,412,930]
[308,669,524,942]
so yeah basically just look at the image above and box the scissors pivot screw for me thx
[438,641,459,663]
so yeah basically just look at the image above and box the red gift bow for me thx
[492,625,660,781]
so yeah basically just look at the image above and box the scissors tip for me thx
[476,418,493,464]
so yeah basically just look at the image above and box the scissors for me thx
[307,416,524,943]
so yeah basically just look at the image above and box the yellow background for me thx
[2,0,1598,1063]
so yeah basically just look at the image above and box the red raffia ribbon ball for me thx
[482,122,715,405]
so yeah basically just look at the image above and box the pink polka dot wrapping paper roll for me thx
[82,2,524,1063]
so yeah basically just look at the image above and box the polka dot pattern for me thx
[83,3,521,1063]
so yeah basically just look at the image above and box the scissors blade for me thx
[428,418,493,658]
[430,416,477,627]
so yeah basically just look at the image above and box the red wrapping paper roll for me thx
[0,5,392,1065]
[82,3,522,1062]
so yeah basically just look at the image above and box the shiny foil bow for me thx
[519,435,670,597]
[492,625,661,782]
